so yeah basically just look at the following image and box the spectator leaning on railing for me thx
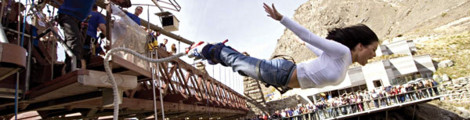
[267,80,441,120]
[270,79,439,119]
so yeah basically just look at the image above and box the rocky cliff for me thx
[271,0,470,118]
[273,0,470,62]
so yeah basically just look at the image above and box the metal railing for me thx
[281,86,443,120]
[129,47,248,110]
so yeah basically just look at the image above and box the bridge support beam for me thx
[386,110,388,120]
[412,104,417,120]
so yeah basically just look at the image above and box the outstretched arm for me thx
[264,3,349,57]
[263,3,283,21]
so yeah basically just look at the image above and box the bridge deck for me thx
[0,43,26,81]
[281,95,443,120]
[0,48,248,119]
[328,96,442,120]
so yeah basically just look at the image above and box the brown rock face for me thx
[273,0,470,62]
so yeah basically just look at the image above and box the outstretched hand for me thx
[263,3,283,21]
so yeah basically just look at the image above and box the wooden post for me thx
[102,88,123,107]
[412,105,416,120]
[385,110,388,120]
[106,4,112,48]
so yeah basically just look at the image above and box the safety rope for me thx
[14,73,19,120]
[104,47,185,120]
[20,0,30,47]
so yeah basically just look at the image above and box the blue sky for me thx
[48,0,308,93]
[125,0,308,93]
[129,0,308,59]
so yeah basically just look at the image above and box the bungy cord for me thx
[104,47,186,120]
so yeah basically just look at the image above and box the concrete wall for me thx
[362,61,389,91]
[349,67,366,86]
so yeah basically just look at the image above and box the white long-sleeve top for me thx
[280,17,352,89]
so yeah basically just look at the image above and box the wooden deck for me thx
[0,43,26,81]
[0,53,248,119]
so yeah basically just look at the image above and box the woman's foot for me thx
[186,39,229,64]
[186,41,207,59]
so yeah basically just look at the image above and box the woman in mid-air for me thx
[186,3,379,91]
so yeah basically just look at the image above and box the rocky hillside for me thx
[271,0,470,118]
[416,32,470,78]
[273,0,470,63]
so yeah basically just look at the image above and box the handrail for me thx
[279,86,443,119]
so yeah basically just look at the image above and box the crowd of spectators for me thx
[247,78,440,120]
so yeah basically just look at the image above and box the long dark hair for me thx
[326,24,378,50]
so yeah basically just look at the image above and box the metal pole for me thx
[14,72,19,120]
[16,3,20,45]
[147,5,150,29]
[147,6,159,119]
[150,0,164,12]
[151,51,158,120]
[157,51,165,120]
[24,30,32,98]
[0,0,5,24]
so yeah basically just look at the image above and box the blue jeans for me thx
[218,47,296,87]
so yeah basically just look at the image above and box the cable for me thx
[104,47,185,120]
[16,0,32,119]
[20,0,29,47]
[14,72,19,120]
[151,51,158,120]
[146,4,159,120]
[157,50,165,120]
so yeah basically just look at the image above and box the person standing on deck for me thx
[58,0,96,72]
